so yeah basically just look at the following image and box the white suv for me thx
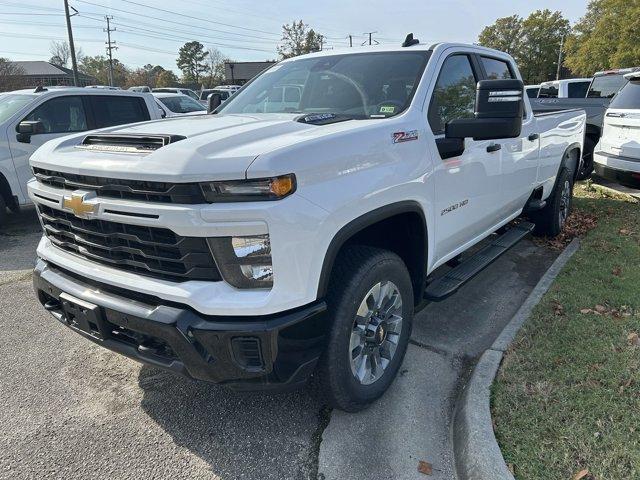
[0,87,161,224]
[594,72,640,187]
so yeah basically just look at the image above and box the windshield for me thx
[159,95,206,113]
[0,94,34,123]
[218,51,431,118]
[587,75,628,99]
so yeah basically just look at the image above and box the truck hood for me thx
[30,113,329,182]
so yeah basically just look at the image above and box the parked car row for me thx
[528,68,640,178]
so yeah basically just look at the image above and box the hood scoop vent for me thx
[78,134,186,153]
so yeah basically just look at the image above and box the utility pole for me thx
[556,34,564,81]
[362,31,378,46]
[63,0,79,86]
[347,35,353,47]
[318,35,324,51]
[104,15,117,87]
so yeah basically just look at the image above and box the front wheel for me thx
[316,246,413,412]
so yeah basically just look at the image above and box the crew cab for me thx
[0,87,161,225]
[537,78,592,99]
[28,40,586,411]
[594,72,640,187]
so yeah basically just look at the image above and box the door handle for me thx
[528,133,539,141]
[486,143,501,153]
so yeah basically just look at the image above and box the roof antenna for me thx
[402,33,419,47]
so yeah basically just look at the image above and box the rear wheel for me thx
[316,246,413,412]
[531,167,573,237]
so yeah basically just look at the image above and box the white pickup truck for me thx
[28,40,586,411]
[0,87,161,224]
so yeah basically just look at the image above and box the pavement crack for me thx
[309,404,332,480]
[409,338,450,356]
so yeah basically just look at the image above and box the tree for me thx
[49,41,83,68]
[176,41,207,85]
[204,47,225,87]
[155,69,179,87]
[80,55,129,86]
[478,10,570,84]
[0,58,25,91]
[126,64,165,88]
[277,20,323,59]
[478,15,523,56]
[565,0,640,76]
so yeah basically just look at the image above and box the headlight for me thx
[207,235,273,289]
[200,174,296,202]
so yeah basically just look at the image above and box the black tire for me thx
[576,136,596,180]
[531,167,573,237]
[0,195,7,227]
[316,246,413,412]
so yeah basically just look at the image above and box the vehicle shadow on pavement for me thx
[0,207,42,276]
[137,365,325,480]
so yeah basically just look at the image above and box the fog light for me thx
[207,235,273,289]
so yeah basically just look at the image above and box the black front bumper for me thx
[33,260,328,391]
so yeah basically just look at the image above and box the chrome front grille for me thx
[37,204,221,282]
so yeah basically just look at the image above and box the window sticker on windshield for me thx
[393,130,419,143]
[380,105,395,114]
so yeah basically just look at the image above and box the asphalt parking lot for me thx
[0,208,559,480]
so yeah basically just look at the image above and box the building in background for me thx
[3,61,96,90]
[224,61,276,85]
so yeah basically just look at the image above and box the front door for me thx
[427,52,504,262]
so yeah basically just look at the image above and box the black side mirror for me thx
[16,120,44,144]
[207,93,222,113]
[445,79,524,141]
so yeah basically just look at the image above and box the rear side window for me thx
[480,57,514,80]
[526,87,539,98]
[89,95,150,128]
[609,80,640,109]
[25,95,87,134]
[428,55,478,134]
[538,84,558,98]
[587,75,628,99]
[567,81,590,98]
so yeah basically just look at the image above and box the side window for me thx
[480,57,514,80]
[428,55,477,134]
[25,96,87,134]
[284,86,301,103]
[89,95,150,128]
[567,81,590,98]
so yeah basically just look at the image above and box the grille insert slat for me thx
[38,204,220,282]
[33,167,206,204]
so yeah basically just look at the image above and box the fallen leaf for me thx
[417,460,433,475]
[573,469,589,480]
[612,266,622,277]
[627,332,640,346]
[595,305,607,313]
[507,463,515,474]
[580,308,592,314]
[620,229,631,235]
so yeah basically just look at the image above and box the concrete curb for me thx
[452,238,580,480]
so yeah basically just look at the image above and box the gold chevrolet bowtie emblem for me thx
[62,192,97,218]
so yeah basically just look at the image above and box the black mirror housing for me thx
[17,120,44,135]
[207,93,222,113]
[445,79,524,141]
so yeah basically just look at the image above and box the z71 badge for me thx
[392,130,419,143]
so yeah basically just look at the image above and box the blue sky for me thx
[0,0,589,70]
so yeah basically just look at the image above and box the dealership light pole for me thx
[556,35,564,81]
[63,0,79,86]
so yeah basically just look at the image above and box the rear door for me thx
[85,95,151,128]
[477,55,540,213]
[600,78,640,160]
[428,52,504,261]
